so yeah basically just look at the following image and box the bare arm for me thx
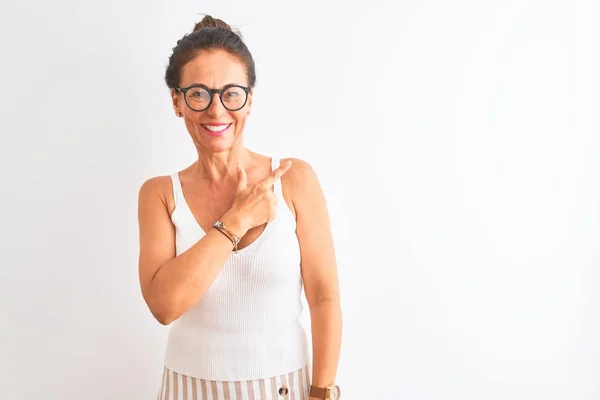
[137,176,244,325]
[285,159,343,392]
[137,162,292,325]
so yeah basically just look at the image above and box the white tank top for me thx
[163,157,309,381]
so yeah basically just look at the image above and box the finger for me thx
[236,165,248,191]
[259,160,293,186]
[272,159,293,179]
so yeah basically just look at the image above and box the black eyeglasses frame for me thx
[175,83,251,112]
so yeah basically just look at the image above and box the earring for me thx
[247,111,251,116]
[176,112,182,117]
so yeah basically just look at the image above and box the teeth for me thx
[203,124,229,132]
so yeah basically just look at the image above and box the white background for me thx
[1,0,599,399]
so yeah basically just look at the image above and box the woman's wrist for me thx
[220,211,248,238]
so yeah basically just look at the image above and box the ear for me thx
[246,89,254,114]
[171,88,182,115]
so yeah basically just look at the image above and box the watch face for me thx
[331,385,341,399]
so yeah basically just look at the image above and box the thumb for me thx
[236,165,248,191]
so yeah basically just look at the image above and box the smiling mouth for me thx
[201,123,232,136]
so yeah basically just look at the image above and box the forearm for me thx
[309,299,342,389]
[147,215,246,324]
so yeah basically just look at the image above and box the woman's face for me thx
[172,49,253,153]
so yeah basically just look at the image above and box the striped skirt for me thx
[157,364,311,400]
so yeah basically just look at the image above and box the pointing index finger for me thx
[260,159,292,186]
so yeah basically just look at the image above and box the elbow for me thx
[142,283,183,326]
[308,296,341,311]
[143,281,199,326]
[153,309,176,326]
[147,298,181,326]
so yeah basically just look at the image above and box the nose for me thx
[205,92,226,118]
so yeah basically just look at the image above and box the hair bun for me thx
[193,15,232,32]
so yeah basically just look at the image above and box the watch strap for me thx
[309,385,328,399]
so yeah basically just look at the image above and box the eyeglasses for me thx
[175,84,250,112]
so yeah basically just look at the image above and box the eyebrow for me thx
[181,82,245,89]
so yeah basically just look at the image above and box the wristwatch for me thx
[309,384,341,399]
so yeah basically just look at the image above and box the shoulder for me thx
[279,157,323,208]
[280,157,319,187]
[137,174,175,212]
[282,156,318,177]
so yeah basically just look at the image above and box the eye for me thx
[190,90,209,99]
[224,91,240,100]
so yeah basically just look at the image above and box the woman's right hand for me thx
[221,160,292,237]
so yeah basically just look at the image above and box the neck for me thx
[192,146,251,182]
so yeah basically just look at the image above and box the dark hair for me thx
[165,15,256,90]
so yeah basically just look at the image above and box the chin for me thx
[199,136,239,153]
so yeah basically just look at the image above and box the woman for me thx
[137,15,342,400]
